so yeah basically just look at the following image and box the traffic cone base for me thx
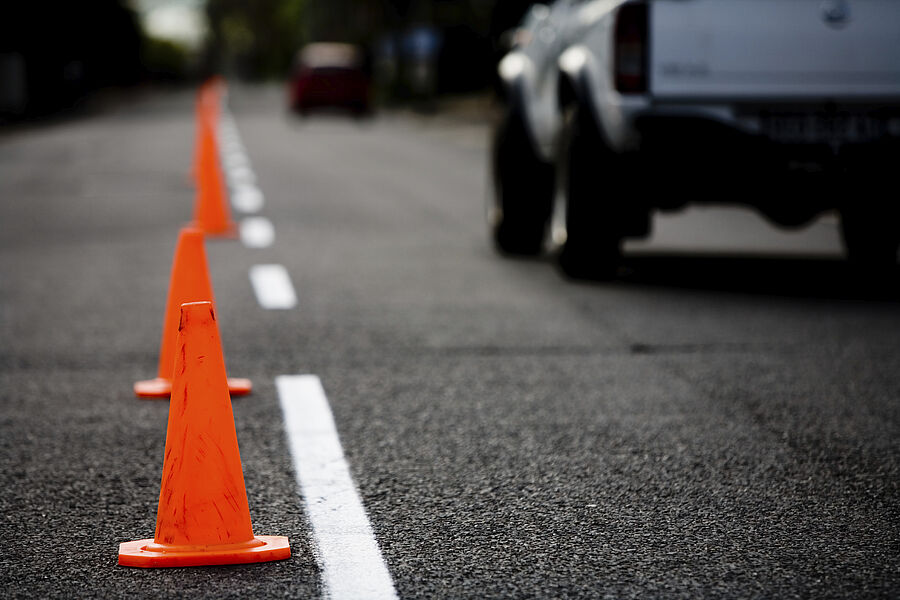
[134,376,252,399]
[133,377,171,398]
[118,535,290,568]
[190,218,237,238]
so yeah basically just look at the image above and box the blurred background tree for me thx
[0,0,539,120]
[206,0,310,80]
[203,0,537,102]
[1,0,143,117]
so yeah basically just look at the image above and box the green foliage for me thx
[207,0,309,79]
[141,36,193,80]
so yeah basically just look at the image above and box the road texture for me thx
[1,86,899,598]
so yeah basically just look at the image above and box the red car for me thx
[288,43,371,116]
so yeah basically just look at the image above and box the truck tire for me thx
[556,103,624,279]
[840,205,900,267]
[489,111,554,255]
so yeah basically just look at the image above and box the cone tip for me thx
[179,224,205,239]
[178,301,216,332]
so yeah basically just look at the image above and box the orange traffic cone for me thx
[120,301,290,567]
[134,226,251,398]
[193,95,236,237]
[190,80,222,183]
[190,97,204,183]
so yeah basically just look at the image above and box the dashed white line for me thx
[277,375,399,600]
[224,98,395,598]
[221,141,245,156]
[224,152,250,170]
[228,165,257,187]
[232,184,265,213]
[249,264,297,309]
[218,111,264,235]
[240,216,275,248]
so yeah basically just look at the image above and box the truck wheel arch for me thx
[557,46,606,143]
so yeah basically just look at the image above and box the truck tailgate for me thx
[650,0,900,100]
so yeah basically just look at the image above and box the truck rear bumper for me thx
[634,114,900,170]
[623,114,899,219]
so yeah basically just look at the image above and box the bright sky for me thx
[132,0,208,48]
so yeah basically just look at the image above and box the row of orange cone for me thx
[119,80,290,567]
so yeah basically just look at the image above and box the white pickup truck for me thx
[489,0,900,277]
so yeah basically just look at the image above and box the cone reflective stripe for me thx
[193,89,236,237]
[120,302,289,567]
[134,226,251,398]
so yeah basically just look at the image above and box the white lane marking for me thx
[277,375,399,600]
[221,140,245,154]
[232,184,265,213]
[249,264,297,309]
[224,153,249,170]
[240,216,275,248]
[228,165,257,187]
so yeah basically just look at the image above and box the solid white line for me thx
[277,375,399,600]
[240,216,275,248]
[249,264,297,309]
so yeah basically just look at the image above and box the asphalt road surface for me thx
[1,86,899,598]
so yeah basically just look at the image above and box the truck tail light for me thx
[615,3,648,94]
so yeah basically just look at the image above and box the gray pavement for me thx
[1,85,899,598]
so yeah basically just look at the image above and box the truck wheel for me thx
[556,103,622,279]
[489,112,554,255]
[840,205,900,267]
